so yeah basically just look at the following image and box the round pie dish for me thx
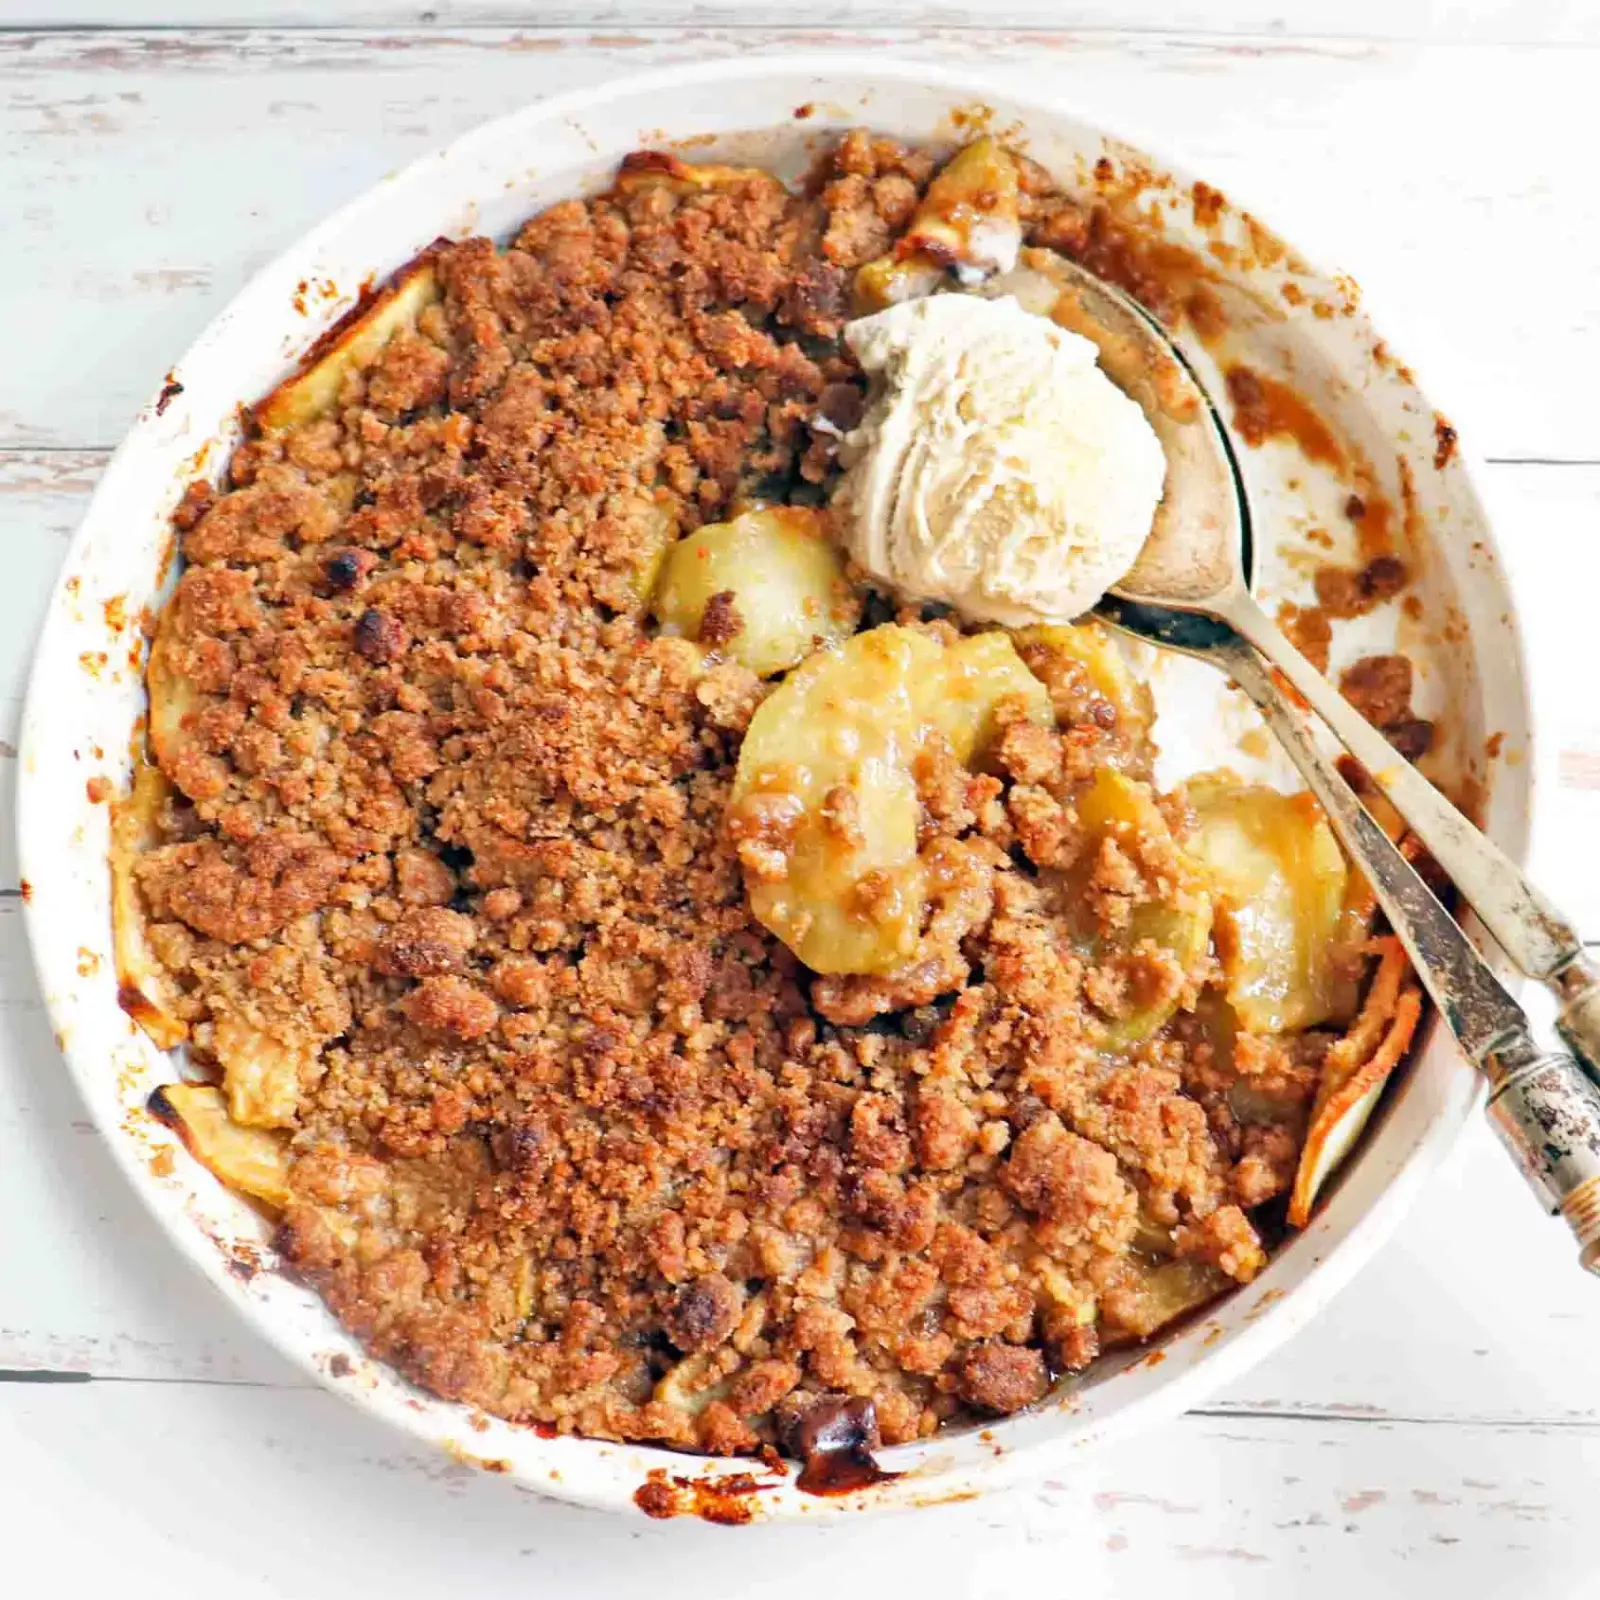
[17,55,1533,1519]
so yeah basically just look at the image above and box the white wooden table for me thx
[4,7,1599,1594]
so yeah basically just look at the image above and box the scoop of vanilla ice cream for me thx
[837,294,1166,628]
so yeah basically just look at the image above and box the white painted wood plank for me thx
[3,29,1598,460]
[10,2,1600,46]
[2,1381,1596,1598]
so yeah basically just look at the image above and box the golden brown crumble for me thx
[127,132,1400,1460]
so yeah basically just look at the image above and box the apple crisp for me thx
[123,132,1419,1461]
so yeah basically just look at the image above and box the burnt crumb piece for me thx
[816,380,865,434]
[698,590,744,650]
[354,607,409,661]
[1433,415,1459,470]
[786,1395,895,1495]
[664,1273,742,1353]
[324,547,377,593]
[860,588,897,629]
[172,479,216,532]
[1313,554,1408,619]
[1339,653,1433,763]
[899,1003,945,1045]
[634,1476,678,1519]
[1386,718,1435,760]
[1338,654,1413,730]
[956,1343,1049,1414]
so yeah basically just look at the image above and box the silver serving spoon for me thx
[1036,255,1600,1266]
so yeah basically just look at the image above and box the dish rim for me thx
[15,51,1534,1519]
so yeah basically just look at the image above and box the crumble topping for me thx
[127,132,1386,1457]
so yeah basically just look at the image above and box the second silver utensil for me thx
[1176,628,1600,1269]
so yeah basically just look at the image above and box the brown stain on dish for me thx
[1313,554,1408,621]
[1241,1286,1287,1324]
[795,1440,897,1497]
[119,980,169,1037]
[223,1244,265,1285]
[633,1468,774,1524]
[19,878,32,902]
[153,519,181,591]
[1073,151,1318,344]
[1345,486,1396,563]
[1277,602,1332,673]
[1224,365,1346,470]
[1396,454,1424,552]
[154,375,184,416]
[85,775,111,804]
[328,1352,354,1378]
[441,1440,513,1475]
[1190,181,1225,230]
[1433,414,1459,470]
[76,946,100,976]
[103,594,128,632]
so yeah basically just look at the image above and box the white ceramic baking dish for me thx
[16,55,1533,1520]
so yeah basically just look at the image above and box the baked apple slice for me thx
[729,623,1049,974]
[254,257,441,433]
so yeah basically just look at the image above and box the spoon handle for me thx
[1220,638,1600,1271]
[1221,589,1600,1076]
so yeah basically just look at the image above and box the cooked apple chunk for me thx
[901,137,1022,278]
[150,1081,291,1211]
[614,151,780,198]
[1014,621,1155,756]
[854,138,1022,311]
[1065,768,1214,1048]
[145,610,201,775]
[1187,777,1353,1033]
[111,762,188,1050]
[209,1011,312,1130]
[254,258,441,434]
[729,624,1050,974]
[651,506,860,677]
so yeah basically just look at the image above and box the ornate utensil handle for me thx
[1484,1043,1600,1270]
